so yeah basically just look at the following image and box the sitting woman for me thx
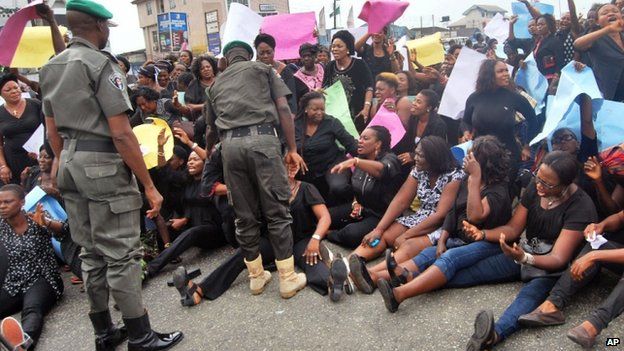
[171,163,332,305]
[20,143,59,199]
[325,126,402,249]
[143,151,226,279]
[349,136,512,293]
[518,210,624,349]
[136,64,168,97]
[372,151,596,350]
[295,91,358,205]
[345,136,462,269]
[129,87,186,127]
[0,185,64,348]
[393,89,447,176]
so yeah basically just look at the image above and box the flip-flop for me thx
[1,317,31,351]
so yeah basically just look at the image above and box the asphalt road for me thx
[34,243,623,351]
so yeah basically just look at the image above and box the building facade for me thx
[132,0,289,60]
[449,5,507,34]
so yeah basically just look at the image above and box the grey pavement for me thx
[35,243,623,351]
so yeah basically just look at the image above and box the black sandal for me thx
[172,266,201,307]
[466,310,496,351]
[377,279,400,313]
[386,249,411,287]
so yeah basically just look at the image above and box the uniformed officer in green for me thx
[204,41,308,299]
[40,1,183,350]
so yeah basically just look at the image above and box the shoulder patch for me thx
[109,72,125,90]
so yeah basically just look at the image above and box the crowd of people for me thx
[1,0,624,350]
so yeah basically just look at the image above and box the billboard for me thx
[157,12,188,52]
[207,32,221,55]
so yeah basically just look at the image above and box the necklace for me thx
[336,57,352,71]
[546,185,570,208]
[5,99,23,117]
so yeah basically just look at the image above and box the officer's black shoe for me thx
[89,310,128,351]
[124,312,183,351]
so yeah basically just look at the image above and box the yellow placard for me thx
[11,26,68,68]
[405,32,445,68]
[133,118,175,169]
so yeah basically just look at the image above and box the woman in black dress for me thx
[185,55,218,118]
[0,74,42,185]
[463,59,538,190]
[323,30,374,133]
[533,14,565,81]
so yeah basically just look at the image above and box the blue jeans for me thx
[412,241,507,281]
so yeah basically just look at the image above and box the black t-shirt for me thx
[359,43,393,80]
[443,180,512,243]
[583,33,624,101]
[352,152,402,217]
[290,182,325,242]
[521,180,597,242]
[463,88,537,158]
[295,115,358,178]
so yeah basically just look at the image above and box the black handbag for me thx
[519,237,565,282]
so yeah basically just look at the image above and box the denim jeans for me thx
[412,241,507,281]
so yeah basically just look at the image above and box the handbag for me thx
[519,237,565,282]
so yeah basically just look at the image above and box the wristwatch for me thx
[311,234,322,241]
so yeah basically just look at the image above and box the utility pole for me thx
[333,0,337,29]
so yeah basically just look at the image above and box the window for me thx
[151,28,159,52]
[169,0,175,9]
[226,0,249,8]
[205,11,219,33]
[259,12,277,17]
[146,1,153,15]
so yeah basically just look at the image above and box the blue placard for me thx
[512,2,554,39]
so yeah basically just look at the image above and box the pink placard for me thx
[0,0,44,66]
[358,0,409,34]
[260,12,316,61]
[367,102,406,148]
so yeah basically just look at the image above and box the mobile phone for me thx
[370,238,380,247]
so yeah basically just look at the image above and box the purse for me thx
[519,237,565,282]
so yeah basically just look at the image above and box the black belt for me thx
[221,123,277,138]
[63,140,117,153]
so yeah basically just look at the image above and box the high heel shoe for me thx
[172,266,201,307]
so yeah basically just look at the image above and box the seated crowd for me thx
[1,1,624,350]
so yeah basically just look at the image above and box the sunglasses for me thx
[533,170,560,190]
[552,134,576,144]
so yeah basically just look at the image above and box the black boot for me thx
[89,310,128,351]
[123,312,183,351]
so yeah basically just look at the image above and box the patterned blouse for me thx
[1,217,63,299]
[396,168,465,229]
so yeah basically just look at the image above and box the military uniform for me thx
[205,59,294,261]
[40,36,145,318]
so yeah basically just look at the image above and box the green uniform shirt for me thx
[205,60,291,131]
[40,37,132,141]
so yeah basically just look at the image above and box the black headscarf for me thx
[331,30,355,55]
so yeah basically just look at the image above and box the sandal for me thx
[1,317,32,351]
[385,249,410,287]
[466,310,496,351]
[70,275,83,285]
[172,266,201,307]
[377,279,400,313]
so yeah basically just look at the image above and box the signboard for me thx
[259,4,276,12]
[157,12,188,52]
[207,32,221,55]
[157,13,172,51]
[169,12,188,51]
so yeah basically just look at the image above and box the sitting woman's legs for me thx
[293,238,330,296]
[494,277,558,341]
[585,273,624,335]
[352,222,407,261]
[328,215,381,250]
[325,169,352,207]
[19,277,60,345]
[368,236,433,275]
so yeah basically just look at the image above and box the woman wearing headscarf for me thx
[294,43,325,103]
[323,30,374,133]
[254,33,298,113]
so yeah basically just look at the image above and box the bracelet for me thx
[0,165,6,170]
[311,234,322,241]
[480,230,486,241]
[191,143,198,149]
[364,101,372,106]
[157,151,165,157]
[44,217,52,228]
[164,242,172,248]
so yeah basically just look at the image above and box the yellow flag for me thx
[405,32,445,68]
[133,118,175,169]
[11,26,68,68]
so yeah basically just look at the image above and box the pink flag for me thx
[180,41,188,51]
[260,12,316,61]
[367,102,406,148]
[0,0,44,66]
[358,0,409,34]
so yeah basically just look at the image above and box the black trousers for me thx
[300,168,353,207]
[327,203,381,249]
[0,278,60,346]
[147,224,226,277]
[548,241,624,332]
[197,236,329,299]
